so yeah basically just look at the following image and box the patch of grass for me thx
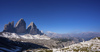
[37,49,53,52]
[45,49,53,52]
[38,51,44,52]
[62,48,69,50]
[93,37,100,40]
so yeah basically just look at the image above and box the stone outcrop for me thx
[3,21,15,32]
[3,18,43,35]
[26,22,43,35]
[15,18,26,33]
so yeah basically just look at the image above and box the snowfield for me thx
[0,32,50,40]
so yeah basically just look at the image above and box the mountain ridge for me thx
[3,18,43,35]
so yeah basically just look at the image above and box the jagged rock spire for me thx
[3,18,44,35]
[3,21,15,32]
[27,22,37,29]
[26,22,37,34]
[15,18,26,33]
[26,22,43,35]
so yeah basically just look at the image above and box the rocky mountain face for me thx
[3,18,43,35]
[3,21,15,32]
[26,22,43,35]
[15,18,26,33]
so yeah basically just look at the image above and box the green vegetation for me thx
[45,50,53,52]
[38,51,44,52]
[37,49,53,52]
[62,48,69,50]
[93,37,100,40]
[73,49,79,51]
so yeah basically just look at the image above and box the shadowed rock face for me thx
[37,29,43,35]
[26,22,43,35]
[3,21,15,32]
[15,18,26,33]
[26,22,38,34]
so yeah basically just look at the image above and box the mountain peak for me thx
[26,22,43,35]
[30,22,34,25]
[15,18,25,27]
[28,22,36,28]
[3,18,44,35]
[15,18,26,33]
[20,18,24,20]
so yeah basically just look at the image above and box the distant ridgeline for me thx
[3,18,43,35]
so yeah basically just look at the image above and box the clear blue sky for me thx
[0,0,100,33]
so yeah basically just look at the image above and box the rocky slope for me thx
[0,36,47,52]
[22,37,100,52]
[0,32,76,49]
[52,37,100,52]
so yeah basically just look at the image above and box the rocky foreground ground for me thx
[37,37,100,52]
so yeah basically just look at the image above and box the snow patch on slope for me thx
[1,32,20,38]
[20,34,50,40]
[0,32,50,40]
